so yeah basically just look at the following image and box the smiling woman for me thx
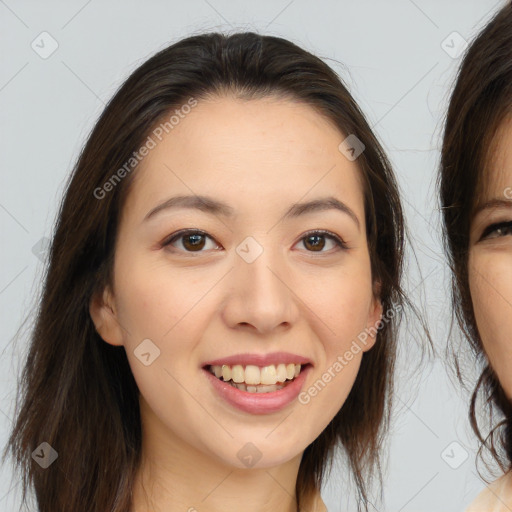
[5,32,407,512]
[439,3,512,510]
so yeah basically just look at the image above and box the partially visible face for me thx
[90,95,382,470]
[469,115,512,399]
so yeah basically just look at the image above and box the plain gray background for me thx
[0,0,507,510]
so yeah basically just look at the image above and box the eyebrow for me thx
[143,194,360,229]
[473,198,512,216]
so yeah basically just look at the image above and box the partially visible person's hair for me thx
[439,2,512,475]
[5,32,407,511]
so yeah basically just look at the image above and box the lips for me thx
[203,362,313,414]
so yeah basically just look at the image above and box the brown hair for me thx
[5,32,406,511]
[439,3,512,474]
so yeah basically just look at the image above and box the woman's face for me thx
[469,116,512,399]
[91,95,382,469]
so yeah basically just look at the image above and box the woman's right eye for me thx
[480,220,512,240]
[162,230,220,253]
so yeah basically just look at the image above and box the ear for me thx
[362,280,383,353]
[89,286,124,346]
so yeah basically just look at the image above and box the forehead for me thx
[479,115,512,199]
[124,95,365,219]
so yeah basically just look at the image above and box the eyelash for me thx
[161,229,348,255]
[480,220,512,240]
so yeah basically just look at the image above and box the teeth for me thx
[231,365,244,383]
[276,363,287,382]
[209,363,303,386]
[221,365,231,382]
[260,365,277,385]
[232,382,283,393]
[244,365,260,385]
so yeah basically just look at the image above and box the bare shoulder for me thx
[466,472,512,512]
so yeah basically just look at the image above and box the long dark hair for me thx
[6,32,406,511]
[439,3,512,475]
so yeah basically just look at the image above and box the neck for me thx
[131,397,305,512]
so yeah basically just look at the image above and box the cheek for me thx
[314,264,374,341]
[469,250,512,396]
[114,266,206,420]
[469,251,512,341]
[298,264,374,400]
[113,259,212,347]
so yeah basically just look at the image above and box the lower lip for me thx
[203,364,312,415]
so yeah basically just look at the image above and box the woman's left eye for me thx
[297,230,347,253]
[162,229,347,254]
[479,220,512,241]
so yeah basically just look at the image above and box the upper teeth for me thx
[209,363,302,385]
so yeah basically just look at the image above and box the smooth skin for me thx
[90,95,382,512]
[469,115,512,400]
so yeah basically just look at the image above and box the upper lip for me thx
[202,352,312,368]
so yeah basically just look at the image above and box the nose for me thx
[221,245,300,335]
